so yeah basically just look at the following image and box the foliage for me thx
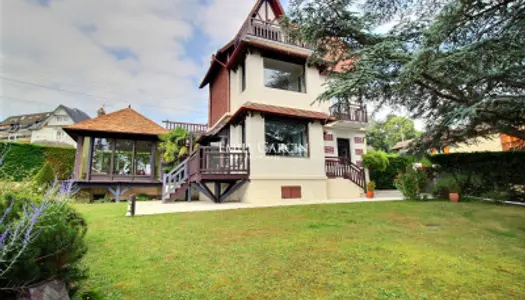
[159,127,191,164]
[136,194,150,201]
[33,162,56,188]
[367,181,376,192]
[367,115,420,152]
[0,182,87,298]
[394,167,426,200]
[0,142,75,181]
[432,176,456,199]
[284,0,525,152]
[75,202,525,299]
[429,151,525,201]
[369,154,415,189]
[362,149,389,171]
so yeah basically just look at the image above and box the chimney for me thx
[97,107,106,117]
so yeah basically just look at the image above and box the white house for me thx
[0,105,90,147]
[162,0,369,204]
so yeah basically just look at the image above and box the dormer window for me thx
[263,57,305,93]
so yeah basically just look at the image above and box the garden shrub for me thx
[369,154,415,189]
[394,167,427,200]
[0,142,75,181]
[430,151,525,202]
[0,188,88,298]
[362,150,389,171]
[33,162,56,187]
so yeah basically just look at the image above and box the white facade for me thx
[31,107,78,147]
[208,51,367,203]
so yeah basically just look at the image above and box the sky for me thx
[0,0,281,125]
[0,0,419,129]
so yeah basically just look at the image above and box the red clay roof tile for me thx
[65,108,167,136]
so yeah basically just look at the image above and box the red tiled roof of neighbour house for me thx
[64,108,168,137]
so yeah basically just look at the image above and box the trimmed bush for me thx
[429,151,525,201]
[370,154,415,189]
[33,162,56,187]
[362,150,389,172]
[0,142,75,181]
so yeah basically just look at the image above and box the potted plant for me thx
[366,181,376,198]
[448,182,460,203]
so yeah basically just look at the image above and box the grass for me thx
[75,201,525,299]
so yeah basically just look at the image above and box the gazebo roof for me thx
[64,108,167,138]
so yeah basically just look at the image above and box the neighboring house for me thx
[162,0,369,204]
[64,108,167,201]
[0,112,51,143]
[391,133,524,154]
[0,105,90,147]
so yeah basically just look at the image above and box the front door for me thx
[337,138,351,163]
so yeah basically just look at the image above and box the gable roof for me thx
[64,108,167,137]
[58,105,91,123]
[199,0,288,88]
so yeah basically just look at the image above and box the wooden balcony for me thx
[329,102,368,123]
[163,121,208,133]
[237,18,312,49]
[188,146,250,182]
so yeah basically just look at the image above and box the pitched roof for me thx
[59,105,91,123]
[0,111,52,127]
[64,108,167,137]
[391,139,414,151]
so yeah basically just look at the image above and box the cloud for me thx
[1,0,207,124]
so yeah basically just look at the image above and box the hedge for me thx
[0,142,76,181]
[369,154,415,189]
[429,151,525,201]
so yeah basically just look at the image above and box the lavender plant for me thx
[0,149,86,297]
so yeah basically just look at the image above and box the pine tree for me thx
[284,0,525,151]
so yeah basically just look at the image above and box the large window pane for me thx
[135,141,152,176]
[113,140,133,175]
[265,119,308,157]
[264,58,305,93]
[91,138,111,175]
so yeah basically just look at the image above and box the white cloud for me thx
[1,0,208,124]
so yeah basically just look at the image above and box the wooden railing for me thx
[162,158,188,201]
[325,158,366,190]
[163,121,208,133]
[329,102,368,123]
[188,146,250,179]
[236,18,312,49]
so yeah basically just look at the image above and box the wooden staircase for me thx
[325,159,366,191]
[162,158,190,202]
[162,147,251,203]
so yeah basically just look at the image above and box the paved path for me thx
[133,190,403,216]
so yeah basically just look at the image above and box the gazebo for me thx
[64,108,168,201]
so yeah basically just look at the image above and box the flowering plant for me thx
[394,167,427,200]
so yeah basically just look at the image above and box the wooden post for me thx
[86,137,94,181]
[109,139,116,180]
[73,136,84,179]
[150,141,156,181]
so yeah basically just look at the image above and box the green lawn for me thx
[76,201,525,299]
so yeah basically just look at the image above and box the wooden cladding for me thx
[323,132,333,141]
[324,146,334,154]
[355,148,363,155]
[354,137,365,144]
[281,186,302,199]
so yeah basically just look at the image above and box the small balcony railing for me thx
[237,18,312,49]
[329,102,368,123]
[163,121,208,133]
